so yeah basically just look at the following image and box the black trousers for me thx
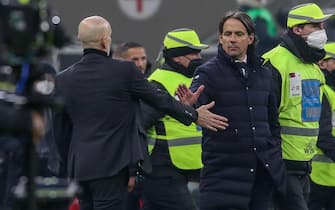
[127,181,142,210]
[78,170,128,210]
[308,180,335,210]
[142,168,197,210]
[273,173,310,210]
[0,136,25,210]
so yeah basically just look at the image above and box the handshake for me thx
[176,84,229,132]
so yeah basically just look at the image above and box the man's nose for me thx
[229,34,238,42]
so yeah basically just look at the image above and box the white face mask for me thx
[306,29,328,49]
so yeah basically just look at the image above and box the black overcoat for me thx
[54,50,197,181]
[191,46,286,209]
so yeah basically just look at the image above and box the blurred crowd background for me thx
[51,0,335,66]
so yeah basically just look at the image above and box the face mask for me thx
[306,29,328,49]
[186,58,203,77]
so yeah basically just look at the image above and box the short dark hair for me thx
[219,11,257,48]
[114,41,144,58]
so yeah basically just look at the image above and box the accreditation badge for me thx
[289,72,302,97]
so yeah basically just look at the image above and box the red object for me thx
[139,199,143,209]
[289,72,296,77]
[136,0,143,13]
[68,197,143,209]
[69,197,80,210]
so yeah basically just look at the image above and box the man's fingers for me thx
[203,101,215,109]
[211,119,229,129]
[194,85,205,97]
[196,101,229,131]
[176,84,189,101]
[177,84,188,95]
[176,91,182,101]
[213,114,228,122]
[207,116,229,129]
[200,114,229,131]
[205,110,229,130]
[206,125,218,132]
[128,176,136,192]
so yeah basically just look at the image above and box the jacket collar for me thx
[83,48,108,57]
[216,44,263,69]
[280,30,325,63]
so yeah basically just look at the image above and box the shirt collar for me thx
[83,48,108,57]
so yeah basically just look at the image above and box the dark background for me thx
[51,0,331,62]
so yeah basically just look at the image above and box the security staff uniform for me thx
[262,3,333,210]
[140,28,207,210]
[309,42,335,210]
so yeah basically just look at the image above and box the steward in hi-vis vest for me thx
[262,3,334,210]
[140,28,208,210]
[147,69,202,170]
[309,42,335,210]
[263,45,325,162]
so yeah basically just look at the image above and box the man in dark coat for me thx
[177,11,285,210]
[54,16,228,210]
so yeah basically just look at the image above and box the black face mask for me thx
[326,70,335,89]
[164,54,203,78]
[185,58,203,77]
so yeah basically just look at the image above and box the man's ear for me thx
[219,34,224,45]
[292,26,302,35]
[248,33,255,45]
[173,56,182,63]
[101,37,109,51]
[318,60,327,69]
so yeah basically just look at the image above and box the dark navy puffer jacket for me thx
[190,46,286,210]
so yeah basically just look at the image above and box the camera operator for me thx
[0,0,70,209]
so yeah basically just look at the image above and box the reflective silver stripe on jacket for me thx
[281,126,319,136]
[148,137,201,147]
[167,137,201,146]
[313,154,334,163]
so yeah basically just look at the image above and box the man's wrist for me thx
[194,109,199,122]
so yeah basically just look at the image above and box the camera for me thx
[0,1,74,210]
[0,0,70,109]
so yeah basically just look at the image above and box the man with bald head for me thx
[54,16,228,210]
[77,16,112,56]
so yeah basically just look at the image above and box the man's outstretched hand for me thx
[176,84,204,106]
[128,176,135,192]
[32,111,44,145]
[196,101,229,131]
